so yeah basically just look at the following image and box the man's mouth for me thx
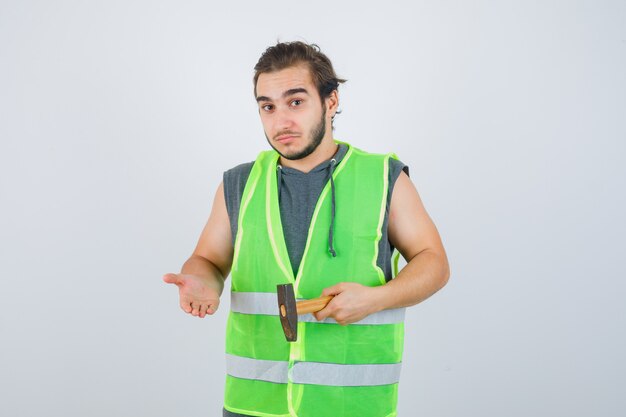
[276,134,299,142]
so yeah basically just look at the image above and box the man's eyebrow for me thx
[283,88,310,97]
[256,88,311,103]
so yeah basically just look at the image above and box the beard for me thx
[266,107,327,161]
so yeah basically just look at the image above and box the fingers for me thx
[199,303,217,318]
[182,301,218,318]
[180,299,192,314]
[163,273,182,286]
[316,306,349,325]
[316,284,345,320]
[191,302,200,317]
[313,295,352,325]
[314,301,335,321]
[199,304,208,318]
[321,283,345,297]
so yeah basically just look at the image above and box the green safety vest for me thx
[224,141,405,417]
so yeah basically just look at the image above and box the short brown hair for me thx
[253,41,347,101]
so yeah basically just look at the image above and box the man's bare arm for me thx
[377,171,450,309]
[163,181,234,318]
[315,171,450,324]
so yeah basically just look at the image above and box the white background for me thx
[1,1,625,416]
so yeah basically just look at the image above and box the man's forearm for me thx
[376,249,450,311]
[181,255,226,296]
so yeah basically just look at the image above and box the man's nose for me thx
[275,106,294,130]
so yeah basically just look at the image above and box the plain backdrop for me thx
[1,1,625,416]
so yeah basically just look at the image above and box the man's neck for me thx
[279,137,339,173]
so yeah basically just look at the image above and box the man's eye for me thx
[291,99,303,106]
[262,104,273,111]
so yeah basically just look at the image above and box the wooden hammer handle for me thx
[296,296,334,315]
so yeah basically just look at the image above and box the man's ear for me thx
[326,90,339,117]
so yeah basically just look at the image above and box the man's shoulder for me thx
[345,143,398,161]
[224,161,255,189]
[344,144,406,172]
[224,161,255,177]
[223,147,279,178]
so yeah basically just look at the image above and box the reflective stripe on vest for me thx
[226,354,402,386]
[226,354,289,384]
[231,291,406,325]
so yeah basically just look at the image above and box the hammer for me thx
[277,283,333,342]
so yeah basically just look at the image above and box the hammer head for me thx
[277,283,298,342]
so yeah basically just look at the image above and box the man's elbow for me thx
[439,257,450,290]
[411,246,450,291]
[431,250,450,291]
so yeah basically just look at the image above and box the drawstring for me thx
[276,157,338,258]
[328,158,337,257]
[277,164,283,201]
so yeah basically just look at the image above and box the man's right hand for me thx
[163,273,222,318]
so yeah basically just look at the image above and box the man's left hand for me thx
[313,282,384,325]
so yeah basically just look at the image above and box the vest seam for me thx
[373,153,392,285]
[232,157,263,274]
[265,152,293,282]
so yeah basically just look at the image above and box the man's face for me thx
[255,65,329,160]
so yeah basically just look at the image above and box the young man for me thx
[164,41,450,417]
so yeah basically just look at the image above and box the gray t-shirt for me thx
[222,144,407,417]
